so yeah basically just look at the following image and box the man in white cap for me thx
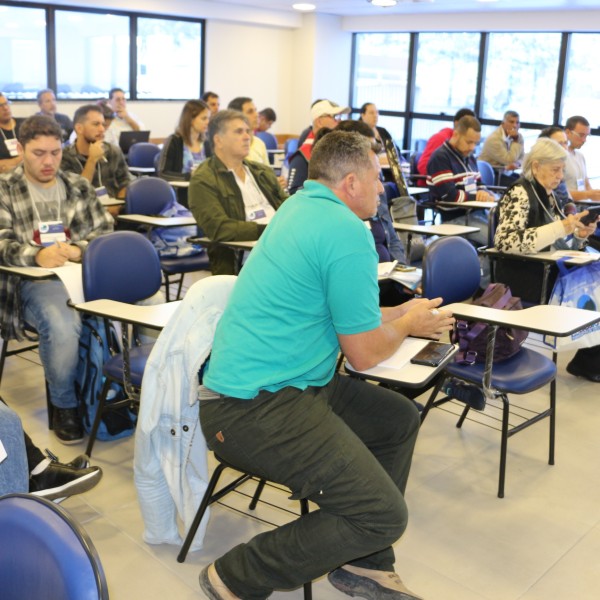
[287,99,350,195]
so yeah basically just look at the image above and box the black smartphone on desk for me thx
[579,206,600,226]
[410,341,454,367]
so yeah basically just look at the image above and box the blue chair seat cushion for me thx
[103,344,154,387]
[160,253,211,274]
[446,347,557,394]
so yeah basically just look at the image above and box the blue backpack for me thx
[75,316,136,441]
[148,196,205,258]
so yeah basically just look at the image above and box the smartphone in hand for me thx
[579,206,600,226]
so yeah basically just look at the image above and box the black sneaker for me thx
[45,448,90,470]
[29,462,102,501]
[52,407,84,444]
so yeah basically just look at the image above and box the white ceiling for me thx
[208,0,600,16]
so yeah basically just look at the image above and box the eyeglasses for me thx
[0,101,12,108]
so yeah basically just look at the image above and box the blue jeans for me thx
[0,401,28,495]
[20,280,81,410]
[200,374,420,598]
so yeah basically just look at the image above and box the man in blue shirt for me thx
[199,131,454,600]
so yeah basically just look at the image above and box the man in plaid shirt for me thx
[0,115,113,443]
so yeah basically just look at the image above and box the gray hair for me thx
[522,138,567,181]
[207,109,249,145]
[308,131,373,187]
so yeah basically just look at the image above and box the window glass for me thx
[561,33,600,126]
[413,33,479,115]
[352,33,410,112]
[137,17,202,99]
[55,10,129,99]
[411,119,455,156]
[482,32,561,124]
[0,5,47,99]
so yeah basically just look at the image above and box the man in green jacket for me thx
[189,109,286,275]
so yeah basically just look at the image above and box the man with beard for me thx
[61,104,133,209]
[0,115,113,442]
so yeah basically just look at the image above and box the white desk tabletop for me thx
[485,248,599,266]
[407,186,429,196]
[99,197,126,207]
[73,299,181,330]
[169,180,190,188]
[190,236,257,251]
[0,265,56,279]
[117,214,196,227]
[346,337,457,388]
[393,223,480,236]
[128,166,155,174]
[444,303,600,337]
[437,200,497,210]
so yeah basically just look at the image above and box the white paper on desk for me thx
[376,338,430,370]
[48,262,84,304]
[550,251,600,264]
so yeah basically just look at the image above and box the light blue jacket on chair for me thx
[134,275,237,551]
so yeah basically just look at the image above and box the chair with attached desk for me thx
[79,231,163,457]
[420,236,558,497]
[125,177,211,300]
[0,493,109,600]
[127,142,160,176]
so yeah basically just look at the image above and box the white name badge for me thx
[4,137,19,157]
[248,209,266,221]
[39,220,67,247]
[95,186,109,201]
[577,178,585,191]
[464,175,477,194]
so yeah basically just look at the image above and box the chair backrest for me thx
[477,159,495,187]
[125,176,176,215]
[127,142,160,168]
[383,181,399,205]
[83,231,162,303]
[487,204,499,248]
[0,493,108,600]
[422,236,481,304]
[255,130,278,151]
[284,137,299,158]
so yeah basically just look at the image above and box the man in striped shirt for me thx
[426,115,494,247]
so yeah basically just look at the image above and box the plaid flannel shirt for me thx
[0,166,114,340]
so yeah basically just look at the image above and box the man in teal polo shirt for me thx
[199,131,454,600]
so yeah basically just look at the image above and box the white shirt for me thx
[233,166,275,225]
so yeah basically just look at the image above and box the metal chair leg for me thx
[498,394,510,499]
[177,463,227,563]
[249,479,266,510]
[85,378,112,458]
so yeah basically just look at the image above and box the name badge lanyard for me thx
[446,143,477,178]
[1,125,19,156]
[76,156,103,188]
[0,126,16,142]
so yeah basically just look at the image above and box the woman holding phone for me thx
[494,136,600,381]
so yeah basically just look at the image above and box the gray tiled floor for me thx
[3,284,600,599]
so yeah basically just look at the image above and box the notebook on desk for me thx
[119,130,150,155]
